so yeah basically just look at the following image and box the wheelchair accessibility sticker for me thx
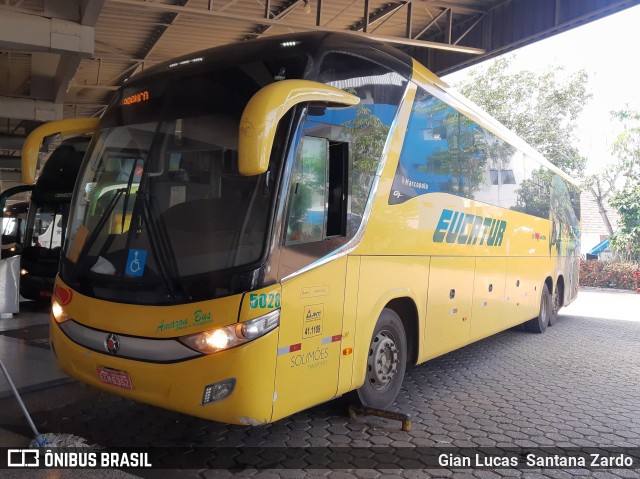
[125,249,147,277]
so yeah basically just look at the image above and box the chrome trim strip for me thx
[281,82,413,283]
[58,320,202,363]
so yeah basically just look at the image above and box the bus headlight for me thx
[20,268,28,276]
[51,299,69,323]
[179,309,280,354]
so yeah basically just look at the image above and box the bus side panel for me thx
[470,257,507,342]
[352,256,429,388]
[272,257,347,422]
[423,256,475,361]
[336,256,361,396]
[504,256,552,327]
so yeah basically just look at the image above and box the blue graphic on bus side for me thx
[433,209,507,247]
[125,249,148,277]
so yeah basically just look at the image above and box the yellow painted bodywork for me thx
[272,258,348,420]
[51,56,578,425]
[21,118,99,185]
[51,278,280,425]
[341,60,568,378]
[238,79,359,175]
[51,322,278,424]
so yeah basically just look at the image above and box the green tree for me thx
[608,109,640,261]
[429,110,488,197]
[344,104,389,173]
[610,109,640,176]
[511,168,555,218]
[456,56,591,177]
[455,55,591,220]
[343,105,390,216]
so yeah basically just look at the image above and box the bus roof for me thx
[125,32,414,86]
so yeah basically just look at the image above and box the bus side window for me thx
[285,136,348,246]
[285,137,329,245]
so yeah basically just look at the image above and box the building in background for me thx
[580,190,620,259]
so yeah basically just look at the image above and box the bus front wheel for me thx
[525,283,551,333]
[357,308,407,409]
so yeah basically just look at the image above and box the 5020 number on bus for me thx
[249,292,281,309]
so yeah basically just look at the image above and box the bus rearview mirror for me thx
[238,79,359,176]
[21,118,99,185]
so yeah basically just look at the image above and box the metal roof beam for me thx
[109,0,485,54]
[247,0,304,39]
[118,0,190,83]
[0,97,63,122]
[217,0,244,12]
[0,11,94,57]
[454,13,485,45]
[349,2,407,33]
[420,1,486,14]
[413,7,448,39]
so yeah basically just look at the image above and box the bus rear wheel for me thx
[549,283,561,326]
[357,308,407,409]
[525,283,551,333]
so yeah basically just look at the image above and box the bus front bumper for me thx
[50,318,278,425]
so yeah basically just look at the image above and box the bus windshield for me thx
[61,55,307,304]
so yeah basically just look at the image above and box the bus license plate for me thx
[97,367,132,389]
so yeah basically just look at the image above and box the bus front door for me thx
[272,256,347,422]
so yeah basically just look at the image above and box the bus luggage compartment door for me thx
[424,257,475,359]
[470,257,507,341]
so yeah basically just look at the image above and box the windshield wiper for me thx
[120,159,142,234]
[72,188,125,276]
[137,189,188,300]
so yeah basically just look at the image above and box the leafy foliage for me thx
[343,104,389,215]
[456,56,590,177]
[608,109,640,261]
[429,111,488,197]
[609,181,640,261]
[511,169,554,218]
[344,105,389,174]
[580,259,640,291]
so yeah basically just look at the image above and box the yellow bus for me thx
[24,32,580,425]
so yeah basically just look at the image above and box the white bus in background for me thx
[34,212,64,249]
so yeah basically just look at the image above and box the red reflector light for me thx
[54,285,73,306]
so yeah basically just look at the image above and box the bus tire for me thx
[525,283,551,333]
[357,308,407,409]
[549,283,560,326]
